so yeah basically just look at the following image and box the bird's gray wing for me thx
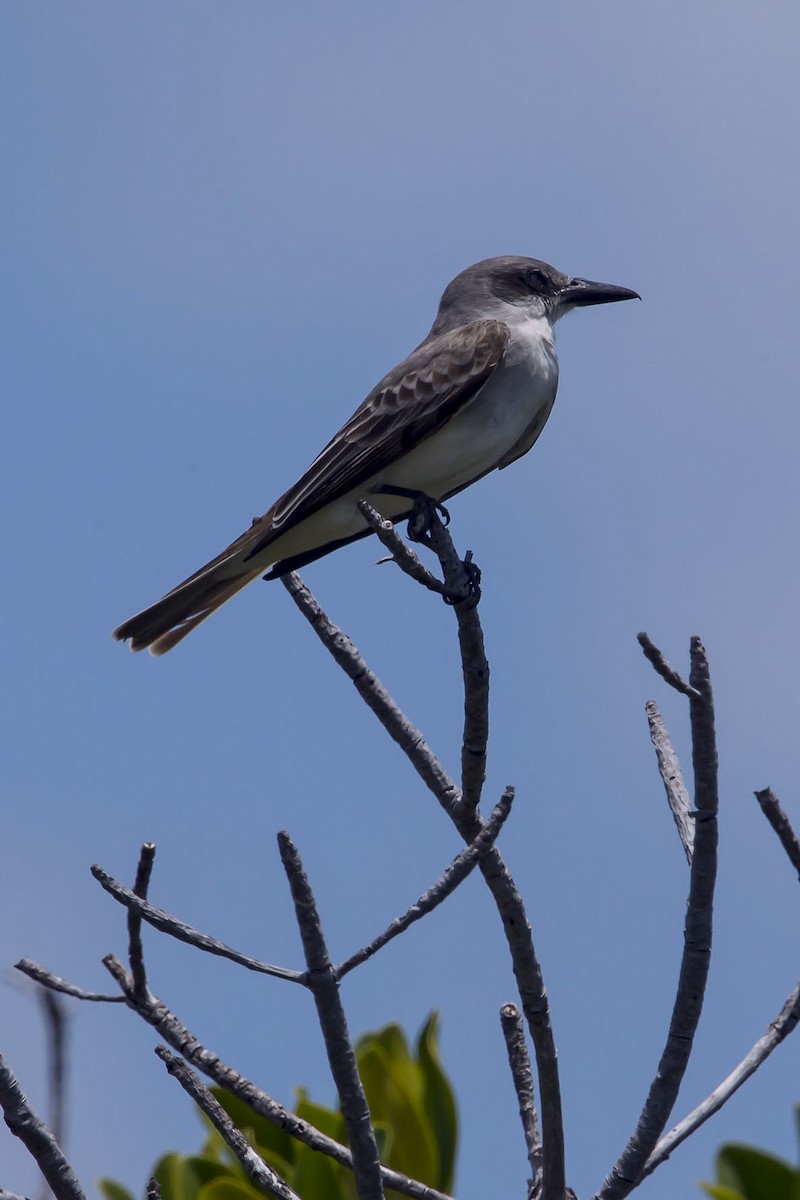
[241,318,510,558]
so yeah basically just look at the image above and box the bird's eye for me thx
[524,267,548,290]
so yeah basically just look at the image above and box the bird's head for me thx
[433,256,639,332]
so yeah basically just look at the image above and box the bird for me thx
[113,256,638,655]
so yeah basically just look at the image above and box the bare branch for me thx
[453,586,490,814]
[145,1179,161,1200]
[754,788,800,879]
[500,1003,543,1198]
[357,500,446,594]
[0,1052,85,1200]
[278,833,384,1200]
[37,989,68,1170]
[413,516,491,813]
[281,572,461,818]
[15,960,124,1004]
[90,865,303,983]
[357,503,490,811]
[283,568,564,1200]
[0,1190,33,1200]
[100,967,452,1200]
[645,701,693,864]
[642,981,800,1177]
[337,787,513,979]
[128,842,156,1003]
[154,1046,301,1200]
[597,638,719,1199]
[637,633,701,699]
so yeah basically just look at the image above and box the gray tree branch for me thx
[90,865,303,983]
[278,832,384,1200]
[282,512,565,1200]
[337,787,513,979]
[155,1046,301,1200]
[596,637,719,1200]
[500,1003,543,1199]
[0,1053,84,1200]
[645,700,693,864]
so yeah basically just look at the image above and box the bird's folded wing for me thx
[153,318,510,594]
[244,317,510,558]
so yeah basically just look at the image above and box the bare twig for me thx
[281,572,461,819]
[637,633,701,700]
[37,989,68,1171]
[0,1053,85,1200]
[357,499,446,594]
[645,701,693,864]
[155,1047,301,1200]
[500,1003,543,1198]
[90,865,303,983]
[354,503,491,811]
[418,516,491,813]
[100,963,452,1200]
[642,982,800,1177]
[0,1190,33,1200]
[597,638,719,1199]
[283,563,565,1200]
[145,1179,161,1200]
[754,788,800,880]
[337,787,513,979]
[128,842,156,1003]
[453,586,490,814]
[15,961,123,1004]
[278,833,384,1200]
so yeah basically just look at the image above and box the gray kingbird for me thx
[114,256,638,654]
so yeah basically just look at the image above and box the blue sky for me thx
[2,3,799,1198]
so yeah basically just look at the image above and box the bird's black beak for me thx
[558,277,641,307]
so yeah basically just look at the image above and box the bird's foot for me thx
[443,550,482,607]
[369,485,450,542]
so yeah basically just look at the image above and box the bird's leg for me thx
[368,484,450,542]
[368,484,479,606]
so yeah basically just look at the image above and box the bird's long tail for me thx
[112,563,262,655]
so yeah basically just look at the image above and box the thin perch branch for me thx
[281,572,461,819]
[357,499,446,594]
[100,961,451,1200]
[155,1046,301,1200]
[356,502,490,810]
[645,701,693,864]
[0,1052,85,1200]
[641,981,800,1177]
[337,787,513,979]
[283,564,565,1200]
[278,833,384,1200]
[597,638,719,1199]
[15,960,124,1004]
[128,842,156,1003]
[37,989,68,1166]
[754,788,800,880]
[90,865,303,983]
[500,1003,543,1198]
[637,633,701,699]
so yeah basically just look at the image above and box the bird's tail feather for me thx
[113,566,261,656]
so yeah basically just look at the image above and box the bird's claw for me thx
[407,495,450,542]
[443,551,482,607]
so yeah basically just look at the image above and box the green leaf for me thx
[416,1012,458,1190]
[207,1088,296,1167]
[715,1143,797,1200]
[197,1180,265,1200]
[97,1181,135,1200]
[701,1185,747,1200]
[153,1152,231,1200]
[358,1038,439,1187]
